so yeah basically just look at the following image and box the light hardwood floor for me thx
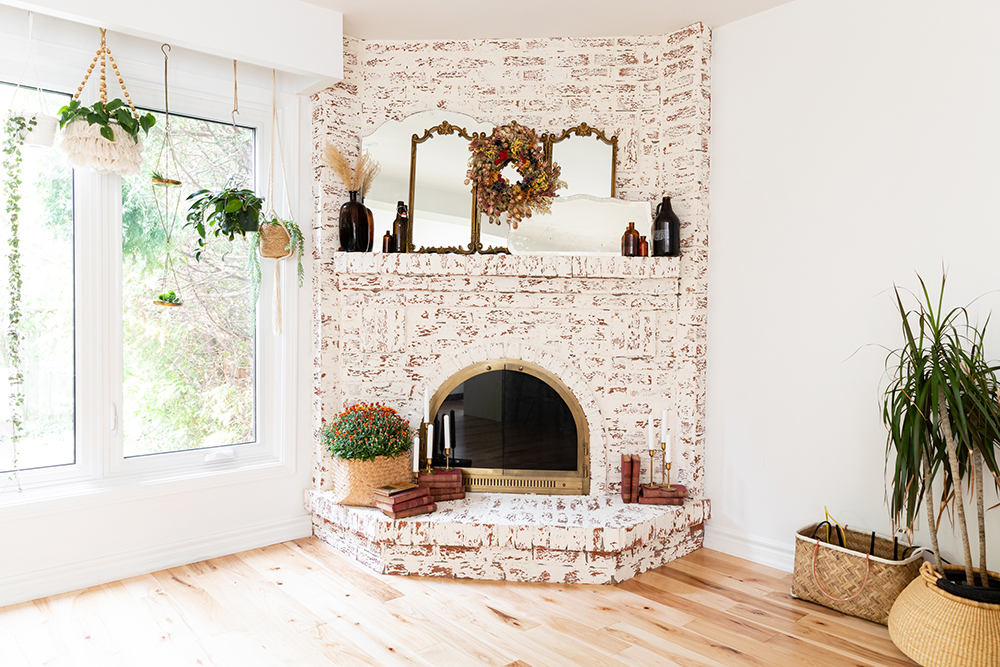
[0,539,917,666]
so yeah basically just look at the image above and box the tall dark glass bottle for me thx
[652,196,681,257]
[392,201,409,253]
[339,190,366,252]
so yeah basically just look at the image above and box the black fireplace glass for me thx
[434,370,577,471]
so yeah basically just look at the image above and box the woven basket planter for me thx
[888,561,1000,667]
[260,223,292,259]
[792,523,923,624]
[330,453,411,507]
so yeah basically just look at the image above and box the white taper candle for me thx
[444,414,451,449]
[412,434,419,472]
[426,422,434,460]
[661,409,667,443]
[665,433,672,464]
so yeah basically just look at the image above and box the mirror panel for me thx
[547,123,617,198]
[410,123,479,252]
[506,194,650,255]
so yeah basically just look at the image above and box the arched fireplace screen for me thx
[428,359,589,495]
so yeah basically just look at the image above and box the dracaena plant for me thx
[882,273,1000,587]
[57,98,155,144]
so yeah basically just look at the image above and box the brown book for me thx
[630,454,641,503]
[418,470,463,486]
[429,491,465,501]
[372,481,418,498]
[640,484,688,498]
[621,454,633,503]
[375,495,432,512]
[372,486,428,504]
[381,502,437,519]
[637,496,684,505]
[428,485,463,494]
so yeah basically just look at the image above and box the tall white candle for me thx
[423,387,430,423]
[412,434,419,472]
[444,414,451,449]
[426,422,434,461]
[661,409,668,443]
[665,433,672,464]
[647,412,654,449]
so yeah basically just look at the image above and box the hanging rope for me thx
[73,28,138,118]
[231,59,240,127]
[11,12,47,114]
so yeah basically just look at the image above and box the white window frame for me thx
[0,18,303,504]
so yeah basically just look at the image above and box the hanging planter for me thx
[54,28,155,177]
[8,12,58,149]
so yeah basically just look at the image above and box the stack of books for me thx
[620,454,641,503]
[372,482,436,519]
[638,483,688,505]
[417,469,465,502]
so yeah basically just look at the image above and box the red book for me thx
[372,486,429,504]
[381,502,437,519]
[428,485,463,494]
[637,496,684,506]
[418,470,463,486]
[375,495,432,513]
[630,454,641,503]
[429,491,466,501]
[621,454,633,503]
[640,484,688,498]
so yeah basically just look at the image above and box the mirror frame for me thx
[544,122,618,198]
[407,121,509,255]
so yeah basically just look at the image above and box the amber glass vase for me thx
[339,190,368,252]
[621,222,640,256]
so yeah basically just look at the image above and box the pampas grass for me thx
[322,142,380,196]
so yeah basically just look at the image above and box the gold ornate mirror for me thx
[545,122,618,198]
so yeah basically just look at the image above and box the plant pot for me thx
[888,561,1000,666]
[330,452,411,507]
[55,118,144,177]
[20,113,58,148]
[260,222,292,259]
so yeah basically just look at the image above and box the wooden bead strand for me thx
[71,27,139,119]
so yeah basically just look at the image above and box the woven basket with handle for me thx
[888,561,1000,666]
[260,222,292,259]
[792,522,924,625]
[330,452,411,507]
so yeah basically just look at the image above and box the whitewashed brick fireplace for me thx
[307,23,711,583]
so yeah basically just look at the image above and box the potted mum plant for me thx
[882,274,1000,666]
[321,403,413,507]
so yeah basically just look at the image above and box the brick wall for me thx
[310,25,711,498]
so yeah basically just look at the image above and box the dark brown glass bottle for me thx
[392,201,409,253]
[638,236,649,257]
[382,230,393,253]
[339,190,366,252]
[622,222,640,256]
[652,196,680,257]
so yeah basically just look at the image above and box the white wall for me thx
[707,0,1000,571]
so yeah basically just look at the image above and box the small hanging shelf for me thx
[54,28,155,177]
[151,44,184,308]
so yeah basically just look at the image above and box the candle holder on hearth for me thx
[663,458,673,490]
[445,447,452,471]
[648,449,660,488]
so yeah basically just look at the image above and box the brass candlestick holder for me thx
[445,447,452,471]
[648,449,660,488]
[664,460,673,490]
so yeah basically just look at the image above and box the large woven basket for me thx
[330,453,411,507]
[792,522,924,624]
[888,561,1000,666]
[260,222,292,259]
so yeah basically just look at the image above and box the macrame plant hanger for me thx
[10,11,58,147]
[257,69,295,335]
[151,44,183,307]
[56,28,145,176]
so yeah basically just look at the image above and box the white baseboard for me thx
[0,515,313,608]
[704,524,795,573]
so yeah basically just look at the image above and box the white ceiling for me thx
[305,0,795,41]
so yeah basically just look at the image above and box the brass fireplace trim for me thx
[430,358,590,495]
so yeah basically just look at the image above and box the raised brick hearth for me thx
[309,24,711,583]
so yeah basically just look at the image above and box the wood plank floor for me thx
[0,539,917,666]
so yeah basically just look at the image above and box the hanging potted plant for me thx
[8,12,58,148]
[881,274,1000,666]
[54,29,156,177]
[247,217,305,312]
[321,403,413,507]
[185,182,263,260]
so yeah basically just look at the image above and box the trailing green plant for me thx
[882,273,1000,587]
[185,181,263,260]
[322,403,413,461]
[247,218,306,313]
[57,98,155,144]
[2,114,36,485]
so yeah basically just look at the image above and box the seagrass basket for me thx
[330,453,410,507]
[888,561,1000,667]
[260,222,292,259]
[792,522,924,624]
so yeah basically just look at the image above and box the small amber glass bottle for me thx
[638,236,649,257]
[382,230,394,253]
[622,222,640,256]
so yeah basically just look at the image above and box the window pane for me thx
[0,83,75,474]
[122,112,255,456]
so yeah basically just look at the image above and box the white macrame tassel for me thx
[272,260,283,335]
[55,118,144,177]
